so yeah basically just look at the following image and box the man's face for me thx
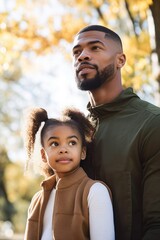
[72,31,121,91]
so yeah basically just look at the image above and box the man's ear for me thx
[41,148,47,162]
[81,147,86,160]
[117,53,126,68]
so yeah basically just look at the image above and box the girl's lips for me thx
[56,158,71,163]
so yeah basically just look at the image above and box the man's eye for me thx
[92,46,100,50]
[73,49,81,56]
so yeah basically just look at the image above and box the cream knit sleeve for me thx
[88,182,115,240]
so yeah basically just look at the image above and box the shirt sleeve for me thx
[88,182,115,240]
[142,115,160,239]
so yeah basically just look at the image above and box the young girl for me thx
[23,107,115,240]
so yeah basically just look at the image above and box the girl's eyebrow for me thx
[72,40,105,51]
[67,135,79,140]
[47,136,58,142]
[47,135,79,142]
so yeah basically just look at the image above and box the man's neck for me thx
[89,84,123,107]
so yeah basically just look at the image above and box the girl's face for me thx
[41,125,86,178]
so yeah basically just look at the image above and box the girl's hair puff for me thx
[61,108,94,146]
[23,107,48,161]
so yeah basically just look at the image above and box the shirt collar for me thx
[41,167,87,191]
[87,88,138,118]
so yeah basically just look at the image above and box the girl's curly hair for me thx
[22,107,94,177]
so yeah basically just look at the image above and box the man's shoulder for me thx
[132,97,160,116]
[145,102,160,115]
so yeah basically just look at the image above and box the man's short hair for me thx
[77,25,122,48]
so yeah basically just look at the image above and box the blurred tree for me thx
[0,148,15,221]
[59,0,159,90]
[4,161,43,232]
[149,0,160,84]
[0,146,42,233]
[0,0,159,90]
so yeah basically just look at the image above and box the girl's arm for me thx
[88,182,115,240]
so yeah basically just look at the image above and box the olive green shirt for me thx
[87,88,160,240]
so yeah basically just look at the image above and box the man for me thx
[72,25,160,240]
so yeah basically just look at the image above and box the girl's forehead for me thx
[45,124,80,137]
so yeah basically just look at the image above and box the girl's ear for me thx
[41,148,47,162]
[81,147,86,160]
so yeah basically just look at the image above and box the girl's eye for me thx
[51,142,59,147]
[69,140,77,146]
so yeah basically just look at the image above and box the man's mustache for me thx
[77,62,98,73]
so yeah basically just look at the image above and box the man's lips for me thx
[77,63,96,74]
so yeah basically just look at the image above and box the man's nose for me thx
[78,50,91,62]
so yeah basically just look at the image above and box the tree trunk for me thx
[150,0,160,83]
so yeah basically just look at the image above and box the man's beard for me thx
[76,63,115,91]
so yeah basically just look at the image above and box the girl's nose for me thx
[59,147,68,154]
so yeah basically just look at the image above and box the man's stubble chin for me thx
[76,63,115,91]
[76,76,100,91]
